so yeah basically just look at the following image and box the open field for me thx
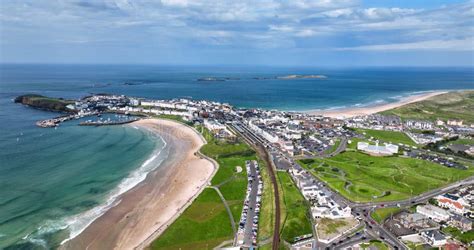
[153,114,193,125]
[371,207,401,223]
[277,171,313,243]
[149,189,232,250]
[442,226,474,244]
[316,217,358,242]
[299,151,474,202]
[360,240,389,250]
[380,90,474,124]
[150,126,258,249]
[257,158,276,242]
[355,128,417,146]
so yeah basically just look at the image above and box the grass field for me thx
[442,226,474,244]
[355,128,416,146]
[149,189,233,250]
[153,114,193,125]
[380,90,474,124]
[257,158,276,242]
[277,171,313,243]
[299,151,474,202]
[371,207,401,223]
[360,240,389,250]
[150,126,257,249]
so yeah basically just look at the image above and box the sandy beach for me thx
[308,91,447,119]
[62,119,216,250]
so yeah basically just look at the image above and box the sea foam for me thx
[25,131,168,247]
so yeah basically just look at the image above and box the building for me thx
[416,205,451,222]
[203,119,226,131]
[397,212,433,229]
[447,120,463,126]
[436,194,468,214]
[357,141,399,156]
[449,214,472,232]
[420,230,447,247]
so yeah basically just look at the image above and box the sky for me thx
[0,0,473,66]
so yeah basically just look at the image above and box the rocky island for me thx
[14,94,75,113]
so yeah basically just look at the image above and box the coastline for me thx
[307,91,448,119]
[61,118,216,250]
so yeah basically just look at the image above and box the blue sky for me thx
[0,0,473,66]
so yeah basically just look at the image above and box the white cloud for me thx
[336,38,474,51]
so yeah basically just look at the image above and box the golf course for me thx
[299,151,474,202]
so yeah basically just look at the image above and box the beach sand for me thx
[62,119,216,250]
[308,91,447,119]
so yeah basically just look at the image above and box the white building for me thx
[204,119,226,131]
[436,194,468,214]
[420,230,447,247]
[416,205,451,222]
[357,141,399,155]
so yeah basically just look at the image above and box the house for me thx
[447,120,463,126]
[398,212,431,229]
[436,194,468,214]
[449,214,472,232]
[420,230,447,247]
[416,205,451,222]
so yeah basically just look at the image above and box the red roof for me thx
[438,198,464,209]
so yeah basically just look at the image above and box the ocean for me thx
[0,64,473,249]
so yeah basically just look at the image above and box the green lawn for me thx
[298,151,474,202]
[355,128,416,146]
[380,90,474,124]
[371,207,401,223]
[360,240,389,250]
[448,138,474,146]
[150,125,258,249]
[277,171,313,243]
[149,189,233,250]
[442,226,474,244]
[153,114,193,125]
[258,159,276,242]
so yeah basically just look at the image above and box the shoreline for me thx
[61,118,217,250]
[307,90,448,119]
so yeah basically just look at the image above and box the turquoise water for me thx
[0,64,473,248]
[0,103,166,249]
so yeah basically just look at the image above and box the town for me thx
[28,93,474,249]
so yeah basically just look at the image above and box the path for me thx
[209,186,236,236]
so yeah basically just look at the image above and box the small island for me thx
[14,94,75,113]
[277,74,327,79]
